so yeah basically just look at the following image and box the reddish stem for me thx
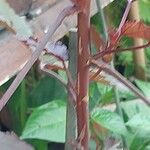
[76,0,91,149]
[93,41,150,60]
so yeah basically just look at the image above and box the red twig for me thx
[93,41,150,60]
[0,6,78,111]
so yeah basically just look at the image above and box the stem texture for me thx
[76,0,91,149]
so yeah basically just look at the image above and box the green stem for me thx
[96,0,109,42]
[20,80,27,130]
[65,29,77,150]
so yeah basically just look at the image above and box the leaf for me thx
[28,76,67,107]
[121,100,150,119]
[90,25,104,51]
[97,83,114,105]
[121,21,150,40]
[0,0,32,38]
[135,79,150,98]
[89,82,101,111]
[126,113,150,138]
[139,0,150,22]
[91,108,127,136]
[21,100,66,143]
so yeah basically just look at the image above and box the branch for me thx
[96,0,109,42]
[91,59,150,106]
[118,0,133,31]
[0,6,78,111]
[93,41,150,60]
[41,68,67,87]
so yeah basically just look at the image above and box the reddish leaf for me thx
[90,25,104,51]
[121,21,150,40]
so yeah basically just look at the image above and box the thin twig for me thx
[93,41,150,60]
[118,0,133,31]
[62,60,77,95]
[41,68,67,87]
[91,59,150,106]
[47,52,77,95]
[0,6,78,111]
[96,0,109,42]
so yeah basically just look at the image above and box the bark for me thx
[76,0,91,149]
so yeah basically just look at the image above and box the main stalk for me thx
[76,0,91,149]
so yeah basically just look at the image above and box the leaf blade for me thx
[21,100,66,143]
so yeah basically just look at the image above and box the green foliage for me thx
[89,82,101,111]
[135,79,150,98]
[139,0,150,22]
[0,79,27,134]
[121,100,150,119]
[21,100,66,143]
[91,108,127,136]
[0,0,32,38]
[118,51,133,65]
[126,113,150,138]
[28,76,67,107]
[121,100,150,149]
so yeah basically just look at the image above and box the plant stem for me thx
[20,80,27,130]
[118,0,132,31]
[41,69,67,87]
[93,41,150,60]
[96,0,108,42]
[111,61,129,149]
[65,29,77,150]
[0,6,77,111]
[76,0,91,149]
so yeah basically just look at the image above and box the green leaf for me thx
[126,113,150,138]
[0,0,32,38]
[28,76,67,107]
[139,0,150,22]
[21,100,66,143]
[135,79,150,98]
[118,51,133,65]
[89,82,101,111]
[121,100,150,119]
[97,83,114,105]
[91,108,127,136]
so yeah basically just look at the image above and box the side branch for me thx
[93,41,150,60]
[91,59,150,106]
[0,6,78,111]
